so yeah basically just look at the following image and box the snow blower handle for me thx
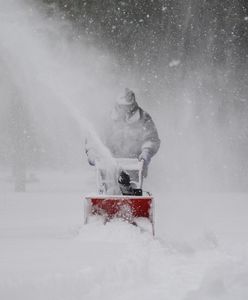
[138,159,145,189]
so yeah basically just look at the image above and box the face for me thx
[117,104,133,114]
[116,102,137,120]
[125,91,134,103]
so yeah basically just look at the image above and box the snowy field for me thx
[0,170,248,300]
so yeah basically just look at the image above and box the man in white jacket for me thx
[85,88,160,178]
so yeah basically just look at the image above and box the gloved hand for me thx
[138,149,151,164]
[86,150,96,166]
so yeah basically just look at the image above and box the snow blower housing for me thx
[84,158,155,235]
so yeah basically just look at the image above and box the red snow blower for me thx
[84,158,155,235]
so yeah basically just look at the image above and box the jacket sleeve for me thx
[141,113,160,160]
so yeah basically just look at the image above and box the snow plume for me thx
[0,0,120,176]
[145,63,248,193]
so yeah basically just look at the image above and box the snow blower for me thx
[84,158,155,235]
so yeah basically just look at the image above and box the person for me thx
[85,88,160,180]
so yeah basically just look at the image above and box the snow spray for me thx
[0,0,121,190]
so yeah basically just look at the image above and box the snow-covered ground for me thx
[0,170,248,300]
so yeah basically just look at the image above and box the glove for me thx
[86,150,96,166]
[138,149,151,164]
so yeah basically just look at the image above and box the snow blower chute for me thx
[84,158,155,235]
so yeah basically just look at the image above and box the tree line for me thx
[41,0,248,86]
